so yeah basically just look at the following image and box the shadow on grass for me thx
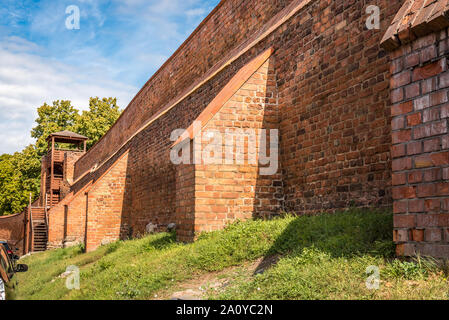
[141,232,177,251]
[254,208,394,275]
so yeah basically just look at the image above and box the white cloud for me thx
[0,36,137,155]
[0,0,219,155]
[186,8,207,18]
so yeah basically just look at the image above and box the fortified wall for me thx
[1,0,449,258]
[47,0,402,252]
[0,212,26,254]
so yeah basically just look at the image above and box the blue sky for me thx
[0,0,220,154]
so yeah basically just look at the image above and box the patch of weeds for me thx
[67,245,84,258]
[17,208,448,300]
[441,259,449,278]
[383,256,439,280]
[105,241,122,254]
[97,259,114,271]
[290,247,331,265]
[370,240,395,258]
[141,232,177,252]
[116,280,141,300]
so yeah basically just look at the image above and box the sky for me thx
[0,0,220,155]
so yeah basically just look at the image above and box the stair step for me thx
[30,206,48,252]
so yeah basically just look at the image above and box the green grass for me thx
[15,209,449,300]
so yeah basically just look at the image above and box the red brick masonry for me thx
[382,0,449,257]
[47,0,403,252]
[5,0,449,258]
[0,212,25,254]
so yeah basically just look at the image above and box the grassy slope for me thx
[16,209,449,300]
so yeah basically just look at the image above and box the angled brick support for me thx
[85,152,130,252]
[174,48,282,240]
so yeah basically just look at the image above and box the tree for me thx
[0,97,122,216]
[0,145,40,215]
[0,154,17,215]
[31,100,80,156]
[75,97,122,149]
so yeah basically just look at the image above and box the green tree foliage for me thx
[31,100,80,156]
[75,97,121,149]
[0,98,122,216]
[0,145,40,215]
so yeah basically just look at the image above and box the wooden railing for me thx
[46,175,63,191]
[51,150,64,163]
[46,149,84,164]
[29,206,34,253]
[46,193,60,207]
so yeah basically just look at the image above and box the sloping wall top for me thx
[381,0,449,50]
[173,47,274,146]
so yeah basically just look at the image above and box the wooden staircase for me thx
[30,207,48,252]
[46,193,60,208]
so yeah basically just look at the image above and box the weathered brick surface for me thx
[277,0,400,213]
[175,161,196,241]
[381,0,449,51]
[73,0,298,180]
[0,212,25,254]
[85,153,129,252]
[390,29,449,258]
[1,0,431,258]
[191,58,283,236]
[47,185,89,249]
[60,151,85,200]
[42,0,404,249]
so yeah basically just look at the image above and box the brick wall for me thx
[175,161,196,241]
[64,151,85,185]
[390,30,449,258]
[61,151,85,199]
[192,57,283,235]
[47,190,88,249]
[85,152,129,252]
[47,176,93,249]
[45,0,405,251]
[73,0,297,181]
[275,0,402,213]
[0,212,25,255]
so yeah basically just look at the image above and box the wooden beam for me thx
[50,137,55,208]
